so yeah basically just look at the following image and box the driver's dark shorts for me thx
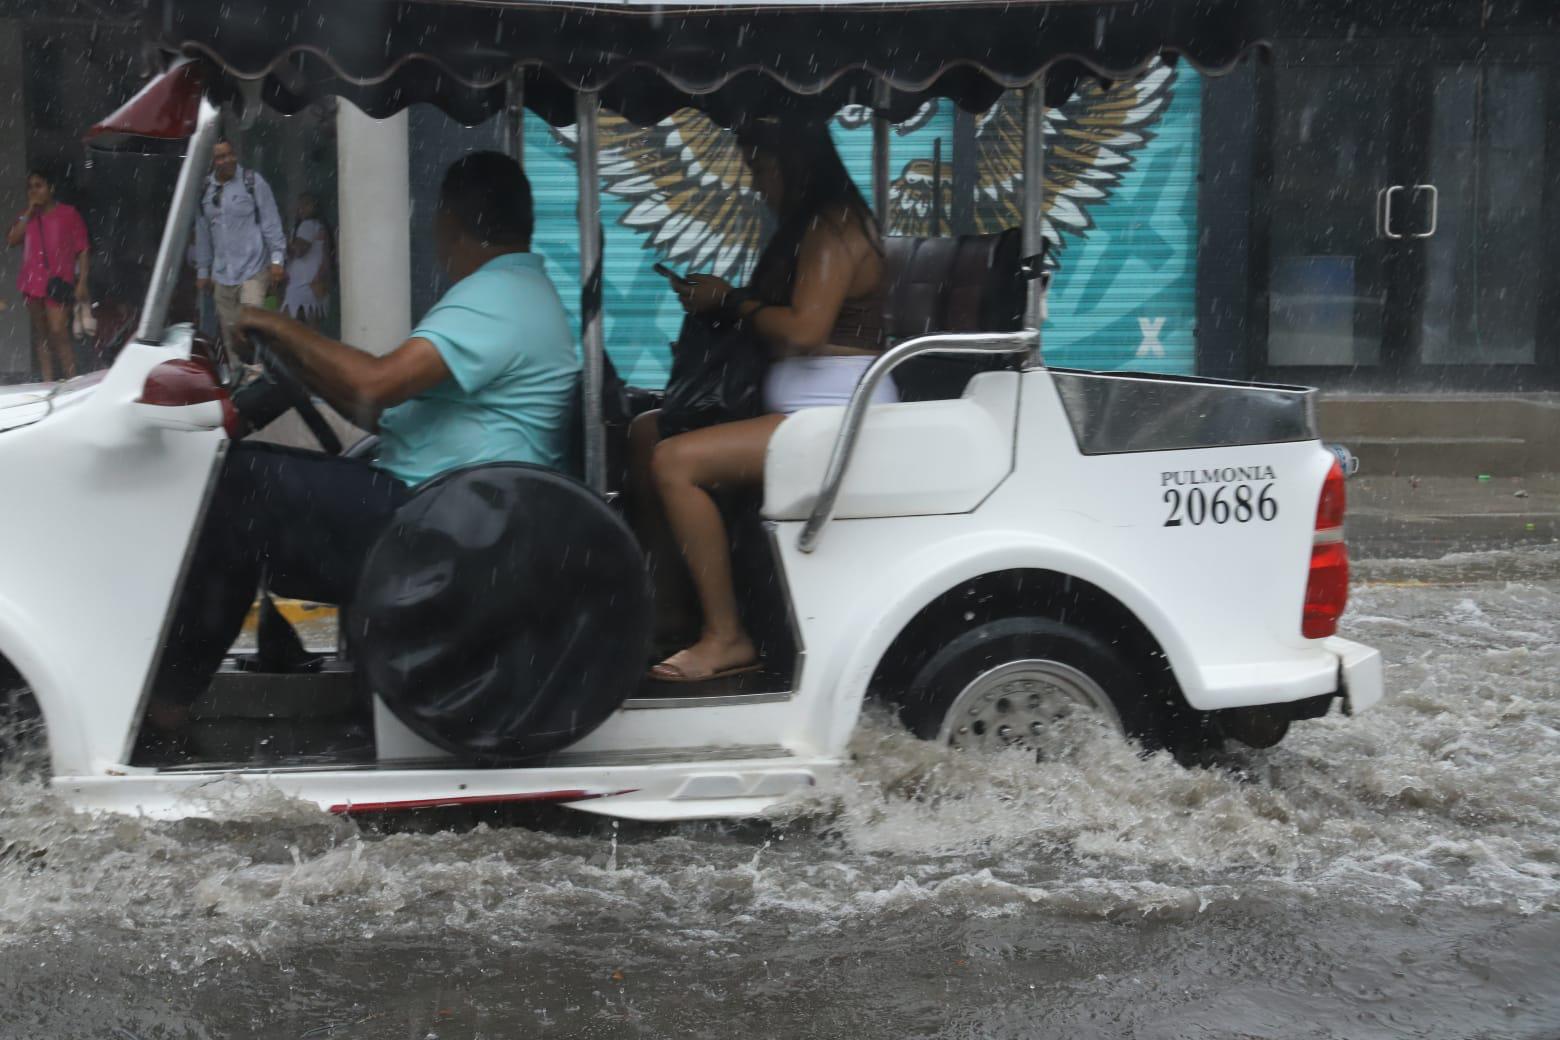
[154,442,413,708]
[210,441,412,603]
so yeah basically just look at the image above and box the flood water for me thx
[1,549,1558,1039]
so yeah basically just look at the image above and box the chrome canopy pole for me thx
[1021,78,1047,337]
[871,80,892,228]
[502,71,525,167]
[574,90,608,494]
[136,96,220,344]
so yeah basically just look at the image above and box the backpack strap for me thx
[243,168,259,226]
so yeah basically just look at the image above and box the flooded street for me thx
[2,548,1558,1039]
[8,0,1560,1035]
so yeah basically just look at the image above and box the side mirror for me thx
[132,358,236,436]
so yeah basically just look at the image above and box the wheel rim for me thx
[937,659,1122,752]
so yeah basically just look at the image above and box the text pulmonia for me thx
[1160,465,1277,487]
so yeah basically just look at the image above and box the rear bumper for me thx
[1324,636,1384,714]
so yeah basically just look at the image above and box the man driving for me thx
[145,152,581,749]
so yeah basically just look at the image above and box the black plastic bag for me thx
[657,312,766,437]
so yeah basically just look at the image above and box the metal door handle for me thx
[1382,185,1405,240]
[1411,184,1438,238]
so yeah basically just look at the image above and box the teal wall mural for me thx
[523,62,1201,387]
[1043,66,1201,375]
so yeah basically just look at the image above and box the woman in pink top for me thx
[5,169,90,381]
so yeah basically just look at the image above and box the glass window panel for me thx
[1420,64,1545,365]
[1267,64,1393,367]
[1270,256,1361,364]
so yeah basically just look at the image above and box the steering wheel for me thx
[232,334,344,456]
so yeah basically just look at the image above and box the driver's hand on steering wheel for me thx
[235,304,285,342]
[233,305,264,352]
[235,306,292,379]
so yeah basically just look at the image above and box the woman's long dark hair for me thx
[738,118,880,299]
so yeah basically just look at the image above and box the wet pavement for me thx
[1,546,1558,1038]
[1348,475,1560,558]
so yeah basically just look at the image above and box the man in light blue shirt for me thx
[193,139,287,358]
[147,153,581,745]
[374,249,578,485]
[230,151,580,481]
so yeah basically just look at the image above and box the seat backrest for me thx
[882,228,1025,342]
[881,228,1027,401]
[563,350,634,489]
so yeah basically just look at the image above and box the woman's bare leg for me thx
[25,300,53,382]
[44,303,76,380]
[627,410,667,545]
[627,410,698,643]
[649,413,785,679]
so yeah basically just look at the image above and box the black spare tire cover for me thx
[350,463,651,761]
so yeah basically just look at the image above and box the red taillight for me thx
[1304,541,1349,638]
[140,357,238,438]
[1315,459,1347,532]
[1302,461,1349,638]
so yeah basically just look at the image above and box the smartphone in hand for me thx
[653,262,692,287]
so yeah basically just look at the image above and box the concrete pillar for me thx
[333,104,446,760]
[335,102,411,355]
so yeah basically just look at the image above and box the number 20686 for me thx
[1163,483,1278,527]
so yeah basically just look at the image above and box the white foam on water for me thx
[821,569,1560,913]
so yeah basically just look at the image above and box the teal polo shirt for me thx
[377,252,581,487]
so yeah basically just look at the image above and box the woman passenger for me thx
[633,117,896,682]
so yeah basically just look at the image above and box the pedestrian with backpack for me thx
[193,138,286,363]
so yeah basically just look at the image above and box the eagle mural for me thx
[557,61,1176,282]
[558,111,773,279]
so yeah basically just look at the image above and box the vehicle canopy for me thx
[149,0,1272,127]
[102,0,1273,493]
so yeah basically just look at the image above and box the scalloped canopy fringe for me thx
[157,0,1271,125]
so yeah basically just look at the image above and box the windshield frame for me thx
[133,95,221,345]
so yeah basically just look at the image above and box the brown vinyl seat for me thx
[880,228,1027,401]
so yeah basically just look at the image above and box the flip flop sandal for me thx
[647,660,763,684]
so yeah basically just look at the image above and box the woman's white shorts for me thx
[763,354,899,415]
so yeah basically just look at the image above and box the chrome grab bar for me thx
[795,328,1039,554]
[1411,183,1438,239]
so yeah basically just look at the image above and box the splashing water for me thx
[0,549,1557,1038]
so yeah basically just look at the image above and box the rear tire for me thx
[894,616,1181,755]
